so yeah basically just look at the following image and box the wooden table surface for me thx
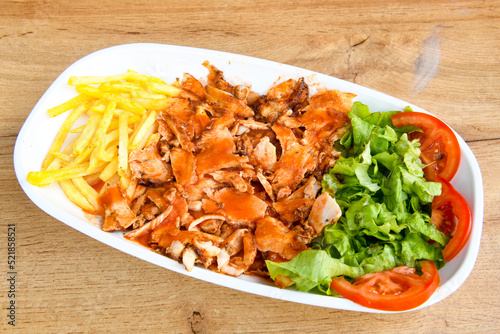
[1,1,499,332]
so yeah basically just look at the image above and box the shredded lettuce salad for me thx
[266,102,449,295]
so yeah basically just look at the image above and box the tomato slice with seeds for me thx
[330,261,439,311]
[391,112,460,181]
[431,176,472,262]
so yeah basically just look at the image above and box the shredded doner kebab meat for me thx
[101,61,354,279]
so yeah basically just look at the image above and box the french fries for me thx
[27,70,180,214]
[41,102,90,170]
[47,94,92,118]
[27,163,93,186]
[59,179,96,213]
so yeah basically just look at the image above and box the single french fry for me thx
[99,157,119,182]
[41,101,89,170]
[125,175,142,198]
[59,179,95,212]
[73,112,102,155]
[146,82,182,97]
[98,81,144,94]
[71,176,100,211]
[129,110,157,150]
[69,73,129,86]
[27,163,91,186]
[135,123,158,150]
[68,70,165,86]
[145,132,161,147]
[47,94,91,117]
[125,71,165,84]
[75,85,104,99]
[96,128,120,162]
[119,174,130,191]
[132,97,172,111]
[118,113,129,177]
[87,143,101,174]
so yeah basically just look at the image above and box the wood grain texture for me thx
[1,0,499,332]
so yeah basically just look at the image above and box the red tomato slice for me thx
[431,176,472,262]
[391,112,460,181]
[330,261,439,311]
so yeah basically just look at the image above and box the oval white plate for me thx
[14,43,483,313]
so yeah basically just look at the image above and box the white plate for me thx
[13,43,484,313]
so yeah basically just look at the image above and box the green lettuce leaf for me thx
[405,212,450,247]
[267,103,448,295]
[266,249,364,293]
[401,232,445,268]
